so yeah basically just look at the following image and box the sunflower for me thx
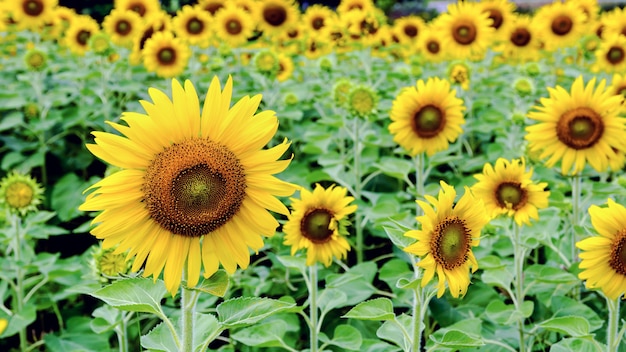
[63,15,100,56]
[302,4,336,37]
[198,0,227,16]
[437,1,494,59]
[0,318,6,335]
[392,15,425,45]
[23,48,47,71]
[172,5,212,47]
[569,0,600,24]
[601,6,626,39]
[142,31,190,78]
[447,61,470,90]
[0,171,44,216]
[478,0,516,42]
[253,49,280,76]
[577,199,626,300]
[212,4,254,48]
[347,85,378,117]
[389,77,466,157]
[102,8,143,47]
[283,184,357,267]
[533,1,587,51]
[276,53,294,82]
[525,76,626,175]
[114,0,160,19]
[498,14,541,63]
[336,0,375,14]
[79,77,296,295]
[594,34,626,73]
[254,0,300,38]
[9,0,57,30]
[609,73,626,103]
[472,158,550,226]
[404,181,489,298]
[416,26,447,62]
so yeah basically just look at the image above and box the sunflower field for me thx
[1,0,626,351]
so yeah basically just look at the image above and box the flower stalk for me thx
[606,296,620,352]
[512,221,526,351]
[308,264,319,352]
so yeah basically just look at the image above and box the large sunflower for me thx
[437,1,494,59]
[404,181,489,298]
[577,199,626,300]
[283,184,357,267]
[79,77,296,295]
[254,0,300,38]
[212,4,254,48]
[63,15,100,56]
[525,76,626,175]
[141,31,190,78]
[472,158,550,226]
[533,1,587,51]
[172,4,212,47]
[594,34,626,73]
[9,0,57,30]
[102,8,143,47]
[389,77,466,156]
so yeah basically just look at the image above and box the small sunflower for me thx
[63,15,100,56]
[283,184,357,267]
[393,15,425,45]
[346,85,378,117]
[276,53,294,82]
[447,61,470,90]
[89,32,113,56]
[417,25,447,62]
[212,4,254,48]
[23,48,47,71]
[601,6,626,39]
[102,8,143,47]
[90,243,133,283]
[525,76,626,175]
[577,199,626,300]
[9,0,57,30]
[255,0,300,38]
[404,181,489,298]
[333,79,353,107]
[478,0,516,42]
[114,0,160,19]
[472,158,550,226]
[336,0,375,14]
[142,31,190,78]
[172,5,212,47]
[389,77,466,156]
[595,34,626,73]
[302,4,336,37]
[533,1,587,51]
[253,49,280,77]
[0,171,44,216]
[498,14,541,63]
[437,1,494,59]
[79,77,296,295]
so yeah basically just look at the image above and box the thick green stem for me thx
[571,175,582,261]
[353,117,364,263]
[512,222,525,352]
[607,297,620,352]
[410,153,428,352]
[308,265,319,352]
[181,279,195,352]
[12,214,27,350]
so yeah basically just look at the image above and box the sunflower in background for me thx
[568,0,600,25]
[198,0,227,16]
[389,77,465,157]
[276,52,295,82]
[472,158,550,226]
[392,15,425,45]
[102,8,143,47]
[301,4,336,38]
[0,171,44,217]
[172,5,213,48]
[114,0,160,19]
[601,6,626,39]
[283,184,357,267]
[9,0,58,31]
[437,1,494,60]
[79,77,296,295]
[478,0,516,43]
[533,1,587,51]
[609,73,626,103]
[497,14,541,63]
[142,31,190,78]
[525,76,626,175]
[212,4,254,48]
[336,0,375,14]
[594,34,626,73]
[254,0,300,39]
[63,14,100,56]
[404,181,489,298]
[416,25,447,63]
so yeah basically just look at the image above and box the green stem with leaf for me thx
[308,264,319,352]
[512,221,526,351]
[11,213,28,351]
[353,115,364,263]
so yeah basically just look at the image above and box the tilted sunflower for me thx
[472,158,550,226]
[9,0,57,30]
[437,1,494,60]
[525,76,626,175]
[594,34,626,73]
[212,4,254,48]
[283,184,357,267]
[533,1,587,51]
[577,199,626,300]
[63,14,100,56]
[389,77,466,156]
[254,0,300,38]
[404,181,489,298]
[102,8,143,47]
[79,77,296,295]
[141,31,190,78]
[276,53,294,82]
[114,0,160,19]
[478,0,516,43]
[172,5,212,47]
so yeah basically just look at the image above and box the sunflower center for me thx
[551,15,573,36]
[495,182,527,210]
[263,5,287,27]
[350,89,375,114]
[312,17,324,30]
[187,17,204,34]
[5,182,34,209]
[556,107,604,150]
[511,27,531,47]
[116,20,131,35]
[609,229,626,276]
[404,24,418,37]
[301,208,334,243]
[204,3,223,15]
[427,40,440,54]
[607,46,625,65]
[143,139,246,237]
[431,216,471,270]
[130,3,146,16]
[452,21,477,45]
[157,47,176,65]
[24,0,44,16]
[27,53,45,68]
[413,104,444,138]
[99,252,127,276]
[487,9,503,29]
[226,19,242,35]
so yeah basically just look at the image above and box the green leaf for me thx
[373,157,413,180]
[89,278,167,315]
[44,333,111,352]
[342,298,395,321]
[141,312,220,352]
[217,297,296,328]
[480,267,513,290]
[383,224,415,249]
[140,321,179,352]
[90,305,122,334]
[189,270,229,297]
[429,329,485,348]
[484,300,533,325]
[230,320,288,348]
[319,324,363,350]
[551,296,603,332]
[377,313,411,351]
[1,304,36,338]
[538,316,591,337]
[0,111,23,132]
[318,287,348,314]
[51,173,86,222]
[275,255,307,276]
[550,337,601,352]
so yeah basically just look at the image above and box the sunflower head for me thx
[90,244,133,283]
[0,171,44,216]
[253,49,280,76]
[283,184,357,267]
[332,78,354,107]
[513,76,535,96]
[23,47,47,71]
[89,32,113,56]
[447,61,471,90]
[347,85,378,117]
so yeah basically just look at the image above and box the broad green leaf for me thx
[51,173,86,221]
[484,300,533,325]
[44,333,111,352]
[141,322,179,352]
[89,278,167,315]
[319,324,363,350]
[379,259,413,292]
[383,224,415,249]
[550,337,602,352]
[317,288,348,314]
[429,329,485,348]
[275,255,307,276]
[90,305,122,334]
[217,297,296,328]
[538,316,591,337]
[373,157,414,180]
[481,267,513,290]
[342,298,395,321]
[189,270,229,297]
[361,338,403,352]
[1,304,36,338]
[192,313,221,351]
[230,320,288,348]
[141,312,220,352]
[551,296,603,332]
[377,313,411,352]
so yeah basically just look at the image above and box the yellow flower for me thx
[404,181,489,298]
[525,76,626,175]
[447,62,470,90]
[141,31,190,78]
[577,199,626,300]
[347,85,378,117]
[63,15,100,56]
[389,77,466,156]
[472,158,550,226]
[114,0,160,19]
[0,171,44,216]
[595,34,626,73]
[276,53,294,82]
[393,15,425,45]
[198,0,227,16]
[9,0,57,30]
[23,48,47,71]
[212,4,255,48]
[102,8,143,47]
[533,1,588,51]
[302,4,336,37]
[417,26,447,63]
[437,1,494,59]
[79,77,296,295]
[283,184,357,267]
[172,5,212,47]
[254,0,300,38]
[498,14,541,63]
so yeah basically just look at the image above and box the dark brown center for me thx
[495,182,527,210]
[607,46,625,65]
[609,229,626,276]
[23,0,44,16]
[300,208,334,243]
[487,9,503,29]
[452,21,477,45]
[413,104,445,138]
[157,47,176,65]
[186,17,204,34]
[263,4,287,27]
[115,19,131,35]
[511,27,531,47]
[431,216,471,270]
[551,15,573,36]
[556,107,604,150]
